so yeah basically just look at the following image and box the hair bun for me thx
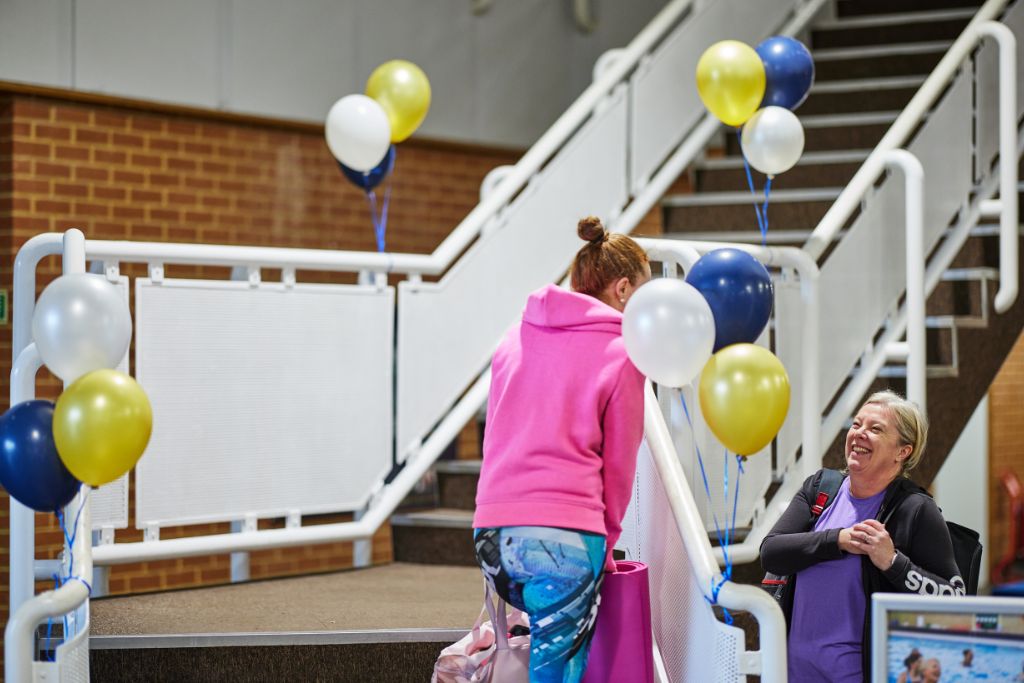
[577,216,607,244]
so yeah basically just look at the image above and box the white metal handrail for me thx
[804,4,1018,312]
[643,383,787,681]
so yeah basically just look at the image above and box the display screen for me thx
[875,596,1024,683]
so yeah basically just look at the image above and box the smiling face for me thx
[845,402,911,484]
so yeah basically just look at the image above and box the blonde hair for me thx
[569,216,648,298]
[863,390,929,475]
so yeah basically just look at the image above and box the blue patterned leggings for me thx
[473,526,606,683]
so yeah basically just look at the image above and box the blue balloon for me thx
[684,249,774,352]
[340,145,395,191]
[756,36,814,111]
[0,400,81,512]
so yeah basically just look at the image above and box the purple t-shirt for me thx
[788,477,886,683]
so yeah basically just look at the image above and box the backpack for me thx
[946,520,982,595]
[760,469,844,602]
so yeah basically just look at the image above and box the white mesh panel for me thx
[134,279,394,527]
[89,275,129,530]
[619,441,743,682]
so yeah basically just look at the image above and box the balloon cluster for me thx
[0,274,153,512]
[696,36,813,177]
[325,60,431,190]
[623,250,790,456]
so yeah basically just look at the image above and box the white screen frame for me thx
[871,593,1024,682]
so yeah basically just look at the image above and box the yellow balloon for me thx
[53,369,153,486]
[696,41,766,127]
[366,60,431,143]
[698,344,789,456]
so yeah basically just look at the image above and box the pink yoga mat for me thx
[582,560,654,683]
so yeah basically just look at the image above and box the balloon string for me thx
[47,487,92,662]
[364,152,395,254]
[737,127,770,246]
[679,391,740,625]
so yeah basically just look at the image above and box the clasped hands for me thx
[838,519,896,570]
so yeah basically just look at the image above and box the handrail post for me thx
[977,21,1019,313]
[884,150,927,412]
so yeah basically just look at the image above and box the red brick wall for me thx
[989,331,1024,579]
[0,87,664,644]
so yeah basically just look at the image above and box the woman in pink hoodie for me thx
[473,216,650,682]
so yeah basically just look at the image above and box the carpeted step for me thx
[811,10,974,50]
[926,268,997,322]
[725,114,895,155]
[662,188,840,233]
[695,154,863,193]
[89,562,484,683]
[813,43,947,81]
[391,508,476,565]
[799,79,919,116]
[836,0,983,18]
[436,460,481,511]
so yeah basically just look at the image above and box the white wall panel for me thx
[75,0,220,108]
[90,275,130,530]
[1,0,666,147]
[818,178,907,405]
[134,279,393,527]
[396,89,629,458]
[352,0,477,143]
[908,70,972,248]
[772,275,804,476]
[474,0,572,147]
[227,1,358,121]
[0,0,72,88]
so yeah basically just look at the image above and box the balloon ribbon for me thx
[46,487,93,661]
[365,184,391,254]
[679,390,744,624]
[737,127,773,247]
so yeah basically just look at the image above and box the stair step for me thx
[814,43,947,81]
[436,460,480,511]
[663,188,841,234]
[90,562,483,682]
[726,113,896,155]
[696,154,863,192]
[391,508,476,566]
[799,78,920,117]
[836,0,983,18]
[812,10,974,50]
[927,270,997,322]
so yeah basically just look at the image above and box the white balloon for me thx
[740,106,805,176]
[622,279,716,388]
[32,273,132,382]
[325,95,392,172]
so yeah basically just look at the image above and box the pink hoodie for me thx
[473,284,646,571]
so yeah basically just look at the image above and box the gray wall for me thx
[0,0,667,147]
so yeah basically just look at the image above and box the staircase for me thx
[14,0,1021,680]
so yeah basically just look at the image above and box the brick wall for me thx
[989,331,1024,579]
[0,87,664,644]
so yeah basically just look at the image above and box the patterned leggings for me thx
[473,526,606,683]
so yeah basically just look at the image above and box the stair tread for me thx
[91,562,484,637]
[663,187,842,207]
[391,507,475,528]
[815,7,977,29]
[434,459,482,475]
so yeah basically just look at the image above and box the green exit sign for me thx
[0,289,6,325]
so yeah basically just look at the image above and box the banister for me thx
[804,0,1016,262]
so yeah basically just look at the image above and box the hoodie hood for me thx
[522,284,622,333]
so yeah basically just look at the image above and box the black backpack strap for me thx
[810,468,844,520]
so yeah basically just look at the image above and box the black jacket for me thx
[760,469,965,681]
